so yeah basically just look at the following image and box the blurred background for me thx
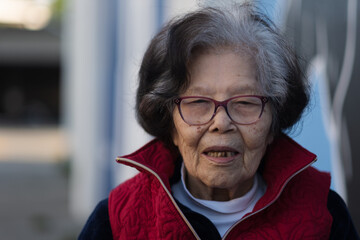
[0,0,359,239]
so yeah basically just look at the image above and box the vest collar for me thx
[116,134,317,201]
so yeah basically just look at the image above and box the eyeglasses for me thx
[174,95,268,126]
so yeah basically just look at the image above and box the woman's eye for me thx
[190,99,208,104]
[185,99,209,105]
[234,101,254,105]
[233,97,261,106]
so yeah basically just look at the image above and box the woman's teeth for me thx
[206,151,236,157]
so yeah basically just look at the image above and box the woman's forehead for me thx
[184,51,262,96]
[183,84,260,96]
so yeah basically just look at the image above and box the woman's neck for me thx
[184,168,255,201]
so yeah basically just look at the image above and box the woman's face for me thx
[172,50,273,201]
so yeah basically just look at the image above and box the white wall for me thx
[62,0,119,221]
[63,0,199,223]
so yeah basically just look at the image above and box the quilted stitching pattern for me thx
[109,136,332,239]
[109,172,197,239]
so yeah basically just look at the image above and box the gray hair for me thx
[136,2,309,146]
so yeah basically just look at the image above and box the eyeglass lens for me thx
[179,96,264,125]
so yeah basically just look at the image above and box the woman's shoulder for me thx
[292,168,359,238]
[328,190,360,239]
[78,173,154,240]
[78,199,113,240]
[110,172,153,202]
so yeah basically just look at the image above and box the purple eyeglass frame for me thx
[174,95,269,125]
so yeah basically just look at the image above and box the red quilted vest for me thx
[109,135,332,239]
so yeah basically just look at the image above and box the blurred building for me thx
[0,1,80,239]
[0,0,60,128]
[0,0,64,164]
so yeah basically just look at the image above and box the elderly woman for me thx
[79,3,359,240]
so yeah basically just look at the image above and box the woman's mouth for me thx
[202,147,240,164]
[205,151,237,157]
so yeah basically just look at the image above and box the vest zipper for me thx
[116,157,202,240]
[221,157,317,239]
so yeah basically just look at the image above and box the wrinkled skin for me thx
[172,49,273,201]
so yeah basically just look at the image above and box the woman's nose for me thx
[208,106,236,133]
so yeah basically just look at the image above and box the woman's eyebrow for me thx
[184,86,212,95]
[228,86,259,95]
[185,85,259,95]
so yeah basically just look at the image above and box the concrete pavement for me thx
[0,161,81,240]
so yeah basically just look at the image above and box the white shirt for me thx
[171,163,267,237]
